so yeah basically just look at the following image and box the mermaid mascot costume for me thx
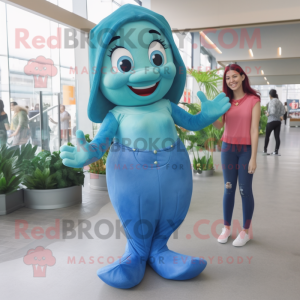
[60,4,230,289]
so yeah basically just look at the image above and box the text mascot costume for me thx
[60,4,230,289]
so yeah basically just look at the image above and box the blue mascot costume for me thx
[60,4,230,289]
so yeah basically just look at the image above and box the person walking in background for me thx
[213,64,261,247]
[263,89,285,155]
[9,101,30,147]
[0,100,10,147]
[49,105,71,143]
[283,102,288,125]
[28,102,51,151]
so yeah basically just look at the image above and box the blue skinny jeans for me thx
[221,142,254,230]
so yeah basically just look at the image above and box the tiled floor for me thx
[0,124,300,300]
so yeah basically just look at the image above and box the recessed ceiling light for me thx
[200,31,222,54]
[264,77,267,80]
[267,82,269,85]
[278,47,282,56]
[249,49,254,57]
[261,70,264,75]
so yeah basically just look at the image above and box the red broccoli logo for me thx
[23,246,56,277]
[24,56,58,88]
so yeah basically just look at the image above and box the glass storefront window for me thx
[0,1,10,128]
[0,2,77,151]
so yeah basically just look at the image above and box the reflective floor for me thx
[1,123,300,300]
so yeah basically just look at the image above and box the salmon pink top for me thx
[221,93,260,145]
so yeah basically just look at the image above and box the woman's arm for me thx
[10,124,20,136]
[61,112,71,122]
[49,117,58,124]
[249,102,261,174]
[10,114,22,136]
[212,118,224,130]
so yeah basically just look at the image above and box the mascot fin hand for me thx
[171,92,230,131]
[60,130,101,168]
[196,91,230,128]
[60,112,118,168]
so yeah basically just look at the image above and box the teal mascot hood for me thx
[87,4,186,123]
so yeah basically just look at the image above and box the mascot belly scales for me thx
[60,4,230,289]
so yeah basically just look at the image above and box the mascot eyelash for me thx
[151,39,168,49]
[107,39,168,59]
[107,45,125,58]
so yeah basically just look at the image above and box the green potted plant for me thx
[212,120,224,152]
[68,134,109,191]
[198,151,214,176]
[0,144,37,215]
[179,102,216,176]
[259,105,268,135]
[186,125,215,176]
[187,68,223,100]
[182,68,224,176]
[88,149,109,191]
[191,146,202,175]
[22,149,84,209]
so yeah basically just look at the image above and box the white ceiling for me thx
[151,0,300,31]
[152,0,300,86]
[205,23,300,61]
[204,23,300,85]
[221,59,300,85]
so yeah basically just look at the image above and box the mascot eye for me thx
[110,47,134,73]
[148,41,167,67]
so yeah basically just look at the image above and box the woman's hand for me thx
[248,158,257,174]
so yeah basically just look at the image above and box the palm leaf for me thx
[187,68,223,100]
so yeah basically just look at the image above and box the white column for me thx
[192,32,200,70]
[74,29,93,137]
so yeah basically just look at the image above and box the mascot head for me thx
[88,4,186,123]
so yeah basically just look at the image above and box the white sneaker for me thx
[217,227,231,243]
[232,231,250,247]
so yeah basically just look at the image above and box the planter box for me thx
[0,189,24,215]
[193,169,202,175]
[89,173,107,191]
[199,169,215,177]
[24,185,82,209]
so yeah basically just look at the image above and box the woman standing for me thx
[213,64,261,247]
[9,101,30,146]
[0,100,10,147]
[263,89,285,155]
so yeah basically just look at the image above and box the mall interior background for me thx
[0,1,300,299]
[0,0,300,153]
